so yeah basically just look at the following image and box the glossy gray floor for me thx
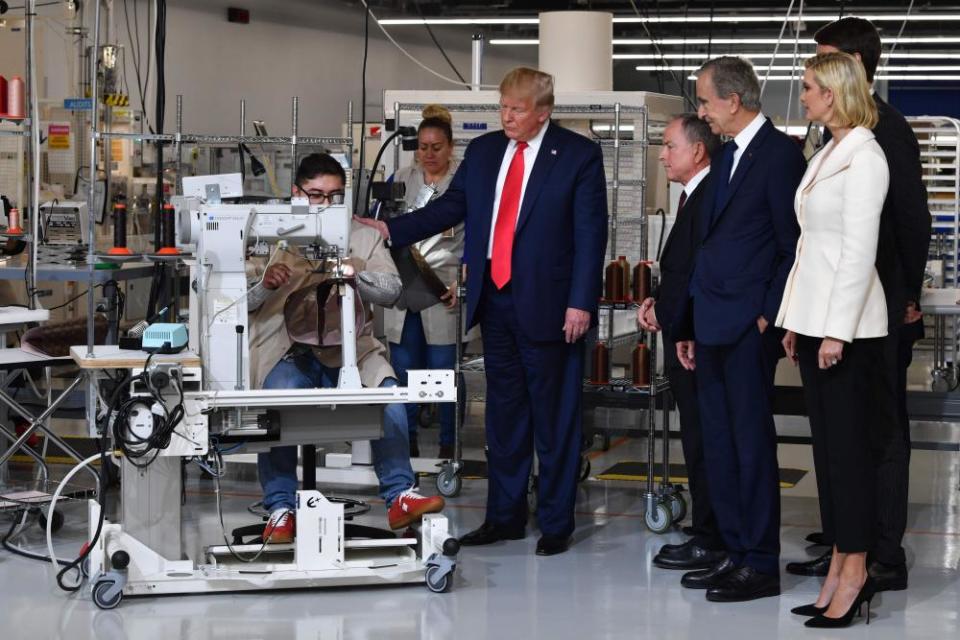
[0,433,958,640]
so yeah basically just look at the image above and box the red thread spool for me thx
[632,260,653,302]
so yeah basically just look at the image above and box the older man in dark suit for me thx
[638,114,723,571]
[671,57,806,603]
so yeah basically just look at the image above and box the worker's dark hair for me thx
[419,117,453,144]
[813,17,882,83]
[295,153,346,186]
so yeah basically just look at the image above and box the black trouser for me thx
[797,334,886,553]
[870,320,922,565]
[663,336,721,550]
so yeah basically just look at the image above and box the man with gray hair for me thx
[639,113,724,572]
[670,56,806,602]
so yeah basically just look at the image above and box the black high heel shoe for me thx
[790,603,827,616]
[804,577,877,628]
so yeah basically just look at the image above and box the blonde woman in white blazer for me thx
[776,52,889,629]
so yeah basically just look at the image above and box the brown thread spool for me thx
[591,341,610,384]
[604,260,623,301]
[7,207,23,234]
[632,341,650,386]
[618,255,631,300]
[632,260,652,302]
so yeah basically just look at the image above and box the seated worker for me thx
[246,153,444,543]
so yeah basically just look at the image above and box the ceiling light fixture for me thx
[491,37,960,46]
[378,14,960,26]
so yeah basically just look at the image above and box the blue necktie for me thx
[708,141,738,231]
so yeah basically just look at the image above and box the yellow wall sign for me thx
[48,123,71,150]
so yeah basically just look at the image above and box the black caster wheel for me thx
[425,566,453,593]
[92,580,123,610]
[436,467,462,498]
[578,456,591,483]
[38,509,65,534]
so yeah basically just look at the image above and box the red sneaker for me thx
[262,509,295,544]
[387,490,445,530]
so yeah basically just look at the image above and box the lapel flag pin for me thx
[551,149,557,155]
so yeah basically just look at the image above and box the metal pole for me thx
[291,97,299,193]
[175,95,183,196]
[87,0,102,358]
[471,33,485,91]
[240,99,246,137]
[25,1,40,309]
[392,101,400,179]
[610,103,621,262]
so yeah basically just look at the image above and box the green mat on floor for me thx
[596,462,808,489]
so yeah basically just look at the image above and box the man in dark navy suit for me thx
[638,114,724,571]
[671,57,806,602]
[356,67,608,556]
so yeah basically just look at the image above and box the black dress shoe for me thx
[786,549,831,577]
[868,559,908,592]
[706,567,781,602]
[654,542,726,570]
[459,522,525,546]
[535,535,570,556]
[805,531,829,546]
[681,556,735,589]
[658,538,693,556]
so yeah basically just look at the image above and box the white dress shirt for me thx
[730,112,767,178]
[684,165,710,198]
[487,121,550,258]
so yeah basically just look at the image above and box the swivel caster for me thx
[436,465,462,498]
[92,578,124,610]
[578,456,591,483]
[667,492,687,524]
[38,509,65,534]
[644,502,673,534]
[425,565,453,593]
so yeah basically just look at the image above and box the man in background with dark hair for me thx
[638,114,724,572]
[785,17,932,593]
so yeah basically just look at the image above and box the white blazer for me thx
[775,126,889,342]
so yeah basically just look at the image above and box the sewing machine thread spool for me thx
[591,341,610,384]
[108,203,133,256]
[7,207,22,234]
[632,341,650,386]
[157,203,180,255]
[604,260,623,302]
[6,76,25,119]
[632,260,652,302]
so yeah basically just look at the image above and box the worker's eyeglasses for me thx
[296,186,345,205]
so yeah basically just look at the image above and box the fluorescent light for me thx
[491,37,960,46]
[638,65,960,72]
[378,14,960,26]
[687,74,960,81]
[615,52,960,60]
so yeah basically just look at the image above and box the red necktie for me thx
[491,141,528,288]
[678,190,688,211]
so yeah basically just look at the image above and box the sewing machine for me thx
[76,187,459,610]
